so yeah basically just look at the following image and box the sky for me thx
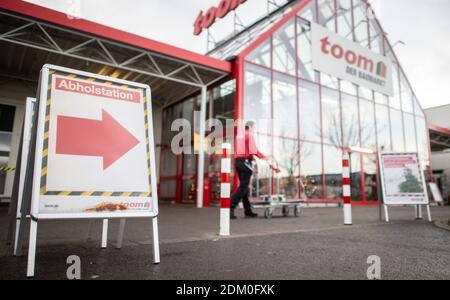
[25,0,450,109]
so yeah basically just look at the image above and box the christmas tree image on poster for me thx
[398,168,424,193]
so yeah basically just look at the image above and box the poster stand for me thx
[12,65,160,278]
[379,152,432,223]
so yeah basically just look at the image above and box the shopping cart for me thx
[250,158,305,219]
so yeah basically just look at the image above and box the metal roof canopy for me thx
[0,0,231,107]
[429,125,450,152]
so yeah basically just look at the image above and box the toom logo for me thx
[194,0,248,36]
[311,23,393,96]
[320,37,387,78]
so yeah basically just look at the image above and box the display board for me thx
[379,153,429,205]
[21,65,160,277]
[31,66,158,219]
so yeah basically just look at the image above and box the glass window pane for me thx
[340,80,357,96]
[318,0,336,32]
[254,134,273,196]
[368,18,384,55]
[160,180,176,199]
[160,149,177,177]
[375,104,392,152]
[273,73,298,138]
[323,145,343,199]
[358,85,373,101]
[247,39,271,67]
[400,71,414,113]
[341,93,360,148]
[350,153,362,201]
[321,74,339,90]
[390,109,405,152]
[337,0,353,38]
[297,20,318,82]
[353,0,369,46]
[244,63,272,134]
[359,99,376,150]
[273,20,296,76]
[322,87,342,147]
[414,96,425,118]
[300,142,323,199]
[299,80,322,143]
[415,117,429,168]
[374,92,388,105]
[388,60,401,110]
[275,138,300,199]
[404,113,417,152]
[299,0,317,22]
[363,155,378,201]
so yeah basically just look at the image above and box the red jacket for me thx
[234,129,266,160]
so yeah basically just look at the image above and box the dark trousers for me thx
[231,158,254,214]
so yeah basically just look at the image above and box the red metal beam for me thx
[0,0,232,74]
[428,124,450,136]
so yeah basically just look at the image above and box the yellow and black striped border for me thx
[40,70,152,198]
[0,167,16,172]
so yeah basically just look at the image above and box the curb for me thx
[433,220,450,232]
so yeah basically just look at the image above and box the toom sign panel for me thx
[311,23,394,96]
[31,65,158,219]
[379,153,429,205]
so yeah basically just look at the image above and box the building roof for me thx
[0,0,231,73]
[0,0,233,106]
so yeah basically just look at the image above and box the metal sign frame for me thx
[378,152,432,223]
[22,64,160,277]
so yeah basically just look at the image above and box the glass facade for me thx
[160,0,430,205]
[241,0,430,203]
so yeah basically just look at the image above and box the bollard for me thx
[220,143,231,236]
[343,152,352,225]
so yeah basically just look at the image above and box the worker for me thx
[231,121,280,219]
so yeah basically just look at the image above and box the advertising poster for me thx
[379,153,429,205]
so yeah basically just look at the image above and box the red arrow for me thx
[56,109,140,170]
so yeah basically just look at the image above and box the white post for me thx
[116,219,126,249]
[26,219,38,278]
[426,205,432,222]
[384,205,390,223]
[101,219,108,249]
[220,143,231,236]
[13,218,22,256]
[152,217,160,264]
[343,152,352,225]
[197,86,208,209]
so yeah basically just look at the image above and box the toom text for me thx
[194,0,248,35]
[320,36,387,78]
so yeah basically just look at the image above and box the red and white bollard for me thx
[343,152,352,225]
[220,143,231,236]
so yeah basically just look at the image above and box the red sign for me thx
[194,0,248,36]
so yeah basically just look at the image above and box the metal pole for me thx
[197,86,208,208]
[220,143,231,236]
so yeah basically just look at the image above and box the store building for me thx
[0,0,431,207]
[426,105,450,204]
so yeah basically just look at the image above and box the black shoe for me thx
[230,211,237,220]
[245,212,258,218]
